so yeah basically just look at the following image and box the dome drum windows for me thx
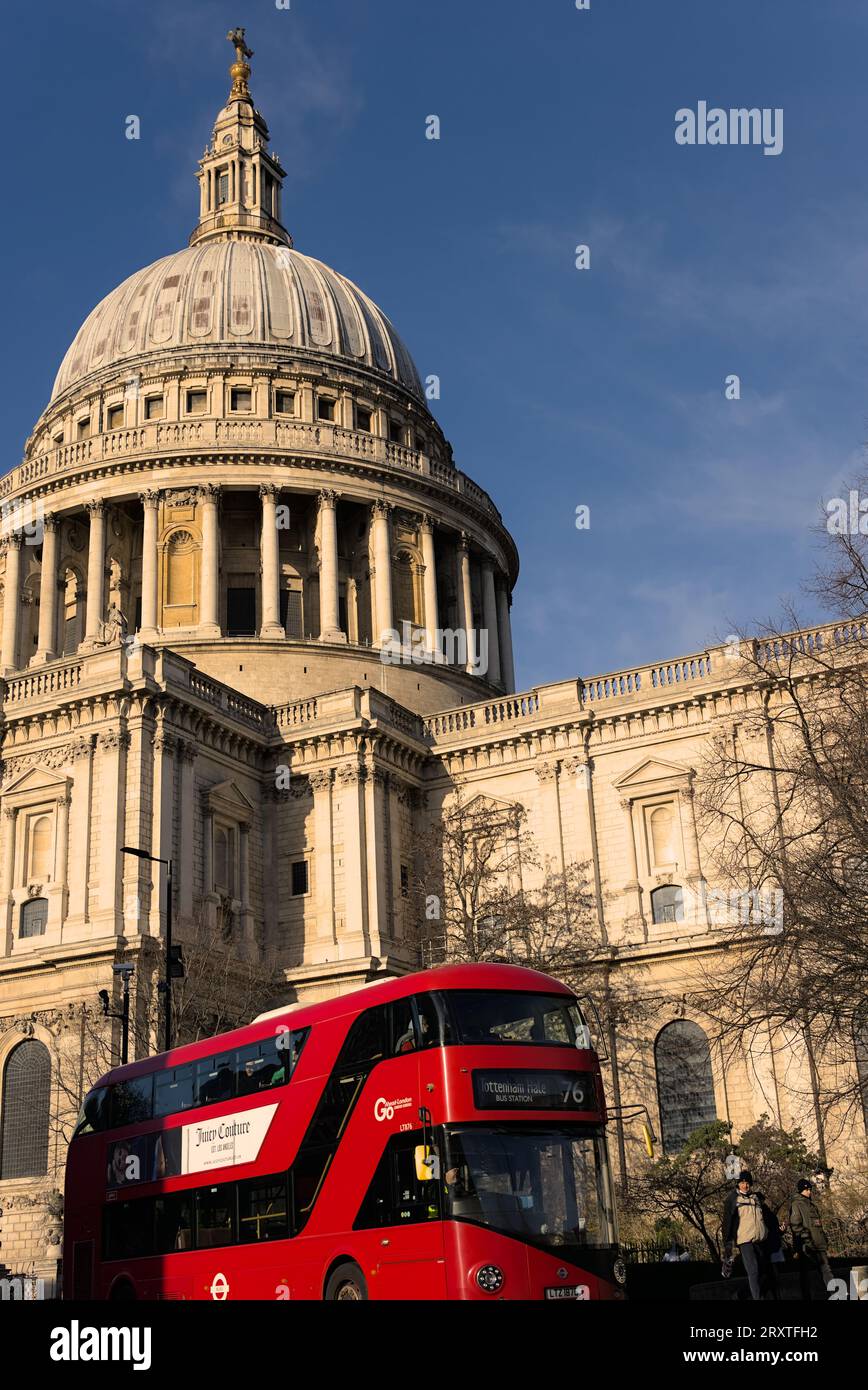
[230,386,253,413]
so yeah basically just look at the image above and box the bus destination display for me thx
[473,1069,597,1111]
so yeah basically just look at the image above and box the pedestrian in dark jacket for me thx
[723,1171,778,1300]
[789,1179,834,1299]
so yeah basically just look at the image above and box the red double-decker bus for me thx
[64,963,625,1301]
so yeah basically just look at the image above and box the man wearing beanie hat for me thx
[723,1171,777,1299]
[789,1179,833,1299]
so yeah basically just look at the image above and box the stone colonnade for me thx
[0,488,516,688]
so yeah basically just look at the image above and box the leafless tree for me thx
[688,475,868,1153]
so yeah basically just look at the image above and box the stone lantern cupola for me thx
[190,27,291,249]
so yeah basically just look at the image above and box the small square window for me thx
[107,404,124,430]
[52,431,63,445]
[291,860,309,897]
[231,387,252,412]
[77,417,91,440]
[356,406,372,433]
[145,395,164,420]
[317,397,335,422]
[388,419,403,444]
[274,390,295,416]
[186,389,207,414]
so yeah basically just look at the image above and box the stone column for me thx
[364,765,389,958]
[139,490,160,637]
[55,792,71,890]
[338,762,369,952]
[91,729,128,935]
[1,533,23,673]
[199,485,221,636]
[456,534,475,674]
[496,582,516,692]
[620,797,647,932]
[371,501,393,643]
[2,807,18,956]
[481,559,502,686]
[310,769,336,951]
[318,490,345,642]
[239,821,255,944]
[420,515,440,658]
[33,515,59,665]
[259,485,284,638]
[66,738,94,932]
[177,741,197,920]
[83,501,106,646]
[681,782,708,925]
[536,762,565,876]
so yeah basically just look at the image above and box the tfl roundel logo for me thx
[374,1096,412,1122]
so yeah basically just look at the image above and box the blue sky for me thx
[6,0,868,689]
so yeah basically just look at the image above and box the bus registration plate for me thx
[545,1285,589,1300]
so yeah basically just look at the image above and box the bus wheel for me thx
[325,1262,368,1301]
[109,1278,136,1302]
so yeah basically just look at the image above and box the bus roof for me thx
[92,962,577,1090]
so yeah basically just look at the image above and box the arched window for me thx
[655,1020,718,1154]
[0,1039,51,1178]
[20,897,48,939]
[651,884,684,924]
[649,804,676,867]
[28,814,53,881]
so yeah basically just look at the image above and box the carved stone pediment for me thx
[613,757,694,796]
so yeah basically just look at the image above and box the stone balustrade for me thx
[1,419,504,524]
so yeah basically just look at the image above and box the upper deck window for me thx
[72,1028,309,1137]
[442,991,587,1048]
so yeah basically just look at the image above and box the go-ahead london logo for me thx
[374,1096,413,1122]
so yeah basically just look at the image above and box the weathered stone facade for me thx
[0,39,864,1280]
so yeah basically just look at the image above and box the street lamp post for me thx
[121,846,175,1053]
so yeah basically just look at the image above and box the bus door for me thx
[371,1125,447,1300]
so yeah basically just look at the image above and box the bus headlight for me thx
[613,1257,627,1285]
[476,1264,504,1293]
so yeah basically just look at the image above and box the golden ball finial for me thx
[226,27,254,101]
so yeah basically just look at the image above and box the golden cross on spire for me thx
[226,27,254,101]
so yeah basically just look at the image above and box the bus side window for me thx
[195,1186,236,1249]
[110,1075,154,1128]
[195,1053,234,1106]
[338,1005,389,1069]
[154,1064,194,1118]
[75,1086,109,1136]
[413,994,444,1048]
[239,1177,289,1242]
[389,998,417,1055]
[155,1193,193,1254]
